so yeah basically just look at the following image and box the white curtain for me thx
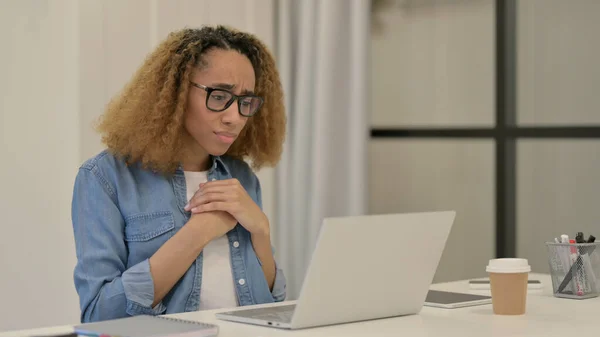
[274,0,370,299]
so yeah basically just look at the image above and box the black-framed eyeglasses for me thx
[190,82,263,117]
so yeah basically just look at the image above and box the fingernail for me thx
[184,203,190,211]
[191,207,197,213]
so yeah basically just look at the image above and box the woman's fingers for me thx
[184,192,233,211]
[191,201,240,214]
[198,185,235,195]
[191,202,229,213]
[183,179,243,212]
[199,178,241,189]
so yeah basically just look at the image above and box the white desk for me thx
[3,274,598,337]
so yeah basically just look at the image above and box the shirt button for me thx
[238,279,246,286]
[233,241,240,248]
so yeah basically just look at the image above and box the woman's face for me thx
[184,48,256,159]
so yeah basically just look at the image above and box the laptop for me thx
[215,211,456,330]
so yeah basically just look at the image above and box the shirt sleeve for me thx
[270,257,287,302]
[71,166,166,323]
[253,172,287,302]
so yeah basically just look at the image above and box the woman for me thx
[71,26,287,323]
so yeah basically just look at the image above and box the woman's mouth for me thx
[214,131,237,144]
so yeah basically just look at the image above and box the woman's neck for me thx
[182,156,210,172]
[181,138,211,172]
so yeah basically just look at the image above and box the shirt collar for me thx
[210,155,232,176]
[174,155,231,176]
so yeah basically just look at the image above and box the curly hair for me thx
[95,25,286,174]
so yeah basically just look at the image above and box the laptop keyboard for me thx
[228,304,296,323]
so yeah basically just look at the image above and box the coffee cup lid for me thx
[486,258,531,273]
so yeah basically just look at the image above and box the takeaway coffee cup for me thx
[486,258,531,315]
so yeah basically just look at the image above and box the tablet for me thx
[424,290,492,309]
[469,279,542,290]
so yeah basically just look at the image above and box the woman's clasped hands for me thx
[184,178,270,237]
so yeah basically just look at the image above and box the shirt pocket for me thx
[124,211,176,268]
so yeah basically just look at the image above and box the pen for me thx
[569,239,584,296]
[560,234,571,271]
[575,231,588,291]
[556,234,574,293]
[584,234,597,292]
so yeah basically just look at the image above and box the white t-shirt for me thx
[184,171,238,310]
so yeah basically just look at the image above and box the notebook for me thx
[74,315,219,337]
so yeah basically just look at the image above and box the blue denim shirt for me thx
[71,150,286,323]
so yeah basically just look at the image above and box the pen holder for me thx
[546,242,600,299]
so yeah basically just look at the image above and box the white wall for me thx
[369,0,496,282]
[515,0,600,273]
[371,0,495,128]
[517,0,600,126]
[0,0,81,331]
[0,0,276,332]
